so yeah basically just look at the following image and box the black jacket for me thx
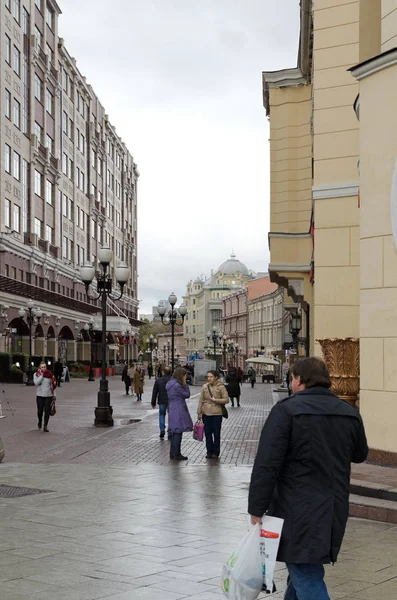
[248,387,368,565]
[225,374,241,398]
[151,375,172,406]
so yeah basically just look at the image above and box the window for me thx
[34,217,42,238]
[80,171,85,192]
[5,90,11,120]
[35,0,42,9]
[91,219,95,238]
[68,158,73,180]
[45,134,53,155]
[45,89,53,115]
[45,179,53,205]
[46,225,53,243]
[6,0,11,11]
[97,157,103,175]
[46,43,54,65]
[62,194,67,217]
[35,25,42,48]
[34,122,43,143]
[80,133,85,155]
[5,35,11,65]
[5,200,11,228]
[34,169,42,196]
[91,184,96,197]
[68,198,73,220]
[69,117,73,139]
[62,236,67,259]
[45,5,54,29]
[62,110,67,134]
[13,205,20,232]
[62,152,67,175]
[80,209,85,231]
[91,149,96,168]
[34,74,42,101]
[13,99,20,128]
[98,190,102,204]
[13,0,20,23]
[13,46,20,76]
[76,128,80,150]
[22,7,29,35]
[13,151,20,180]
[5,144,11,174]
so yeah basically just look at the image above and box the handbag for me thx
[207,385,228,419]
[50,397,56,416]
[193,420,204,441]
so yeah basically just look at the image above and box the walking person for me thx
[34,361,57,433]
[134,366,144,401]
[197,370,229,459]
[151,366,172,438]
[286,369,291,396]
[166,367,193,460]
[226,367,241,407]
[121,362,131,395]
[248,366,256,388]
[127,361,135,397]
[248,357,368,600]
[147,362,153,379]
[53,359,63,388]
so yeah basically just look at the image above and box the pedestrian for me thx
[34,361,57,433]
[286,369,291,396]
[53,359,63,388]
[248,357,368,600]
[151,366,172,438]
[248,366,256,388]
[197,370,229,459]
[121,362,131,395]
[148,362,153,379]
[127,361,135,397]
[166,367,192,460]
[226,367,241,407]
[134,366,144,401]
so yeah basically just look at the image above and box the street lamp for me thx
[207,326,223,368]
[158,293,187,372]
[289,312,302,354]
[80,247,129,427]
[234,343,240,369]
[146,334,157,361]
[123,326,133,364]
[83,317,99,382]
[222,335,229,369]
[18,299,43,386]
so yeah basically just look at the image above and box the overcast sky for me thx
[59,0,300,314]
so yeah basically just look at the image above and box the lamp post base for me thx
[94,405,114,427]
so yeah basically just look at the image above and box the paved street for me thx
[0,379,397,598]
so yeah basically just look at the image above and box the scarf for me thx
[36,369,57,393]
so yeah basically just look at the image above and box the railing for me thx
[39,47,47,63]
[107,296,129,319]
[49,245,59,258]
[50,64,58,80]
[49,154,58,169]
[38,142,46,158]
[38,238,47,252]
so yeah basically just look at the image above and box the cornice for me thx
[269,264,311,273]
[269,232,311,239]
[312,182,359,200]
[349,48,397,81]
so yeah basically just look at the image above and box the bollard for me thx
[0,401,5,419]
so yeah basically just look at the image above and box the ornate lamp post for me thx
[123,326,133,364]
[19,299,43,386]
[137,350,143,363]
[207,326,223,368]
[83,317,99,382]
[234,343,240,369]
[157,293,187,372]
[289,311,302,355]
[80,247,129,427]
[146,334,157,364]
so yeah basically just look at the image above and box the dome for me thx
[217,254,249,276]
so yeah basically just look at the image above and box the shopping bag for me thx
[50,398,56,416]
[221,523,263,600]
[258,516,284,594]
[193,420,204,442]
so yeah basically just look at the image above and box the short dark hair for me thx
[291,357,331,389]
[207,370,219,379]
[164,367,171,376]
[173,367,187,385]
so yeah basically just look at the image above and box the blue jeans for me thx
[284,564,330,600]
[159,404,167,433]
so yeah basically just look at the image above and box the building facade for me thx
[0,0,139,362]
[222,288,247,370]
[264,0,397,463]
[183,254,254,358]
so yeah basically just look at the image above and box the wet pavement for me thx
[0,379,397,598]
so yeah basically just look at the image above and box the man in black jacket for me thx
[151,366,172,438]
[248,357,368,600]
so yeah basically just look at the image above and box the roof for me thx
[247,276,278,300]
[217,253,249,276]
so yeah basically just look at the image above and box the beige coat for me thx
[197,381,229,417]
[134,369,144,394]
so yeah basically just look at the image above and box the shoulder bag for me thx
[207,384,228,419]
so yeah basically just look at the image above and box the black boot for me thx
[231,400,234,407]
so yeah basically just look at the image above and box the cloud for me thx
[59,0,300,313]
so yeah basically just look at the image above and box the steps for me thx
[349,478,397,523]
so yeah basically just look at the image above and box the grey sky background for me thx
[59,0,300,313]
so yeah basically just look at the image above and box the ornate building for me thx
[0,0,139,362]
[183,254,254,359]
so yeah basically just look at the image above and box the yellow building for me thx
[265,0,397,464]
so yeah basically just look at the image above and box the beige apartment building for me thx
[265,0,397,464]
[0,0,139,362]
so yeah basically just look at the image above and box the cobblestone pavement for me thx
[0,462,397,599]
[0,378,275,465]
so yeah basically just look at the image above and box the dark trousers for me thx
[37,396,52,427]
[55,374,62,387]
[170,432,182,457]
[124,376,131,394]
[250,380,255,388]
[230,397,240,407]
[203,415,222,457]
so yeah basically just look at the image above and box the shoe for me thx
[237,403,240,407]
[43,427,49,433]
[126,392,129,395]
[38,421,42,429]
[174,455,188,461]
[212,455,220,459]
[205,454,213,459]
[160,431,165,439]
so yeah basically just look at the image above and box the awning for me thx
[245,357,280,366]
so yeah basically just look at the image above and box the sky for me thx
[59,0,300,314]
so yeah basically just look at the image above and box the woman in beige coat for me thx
[134,367,144,402]
[197,370,229,459]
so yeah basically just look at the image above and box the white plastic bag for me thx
[221,523,263,600]
[258,516,284,594]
